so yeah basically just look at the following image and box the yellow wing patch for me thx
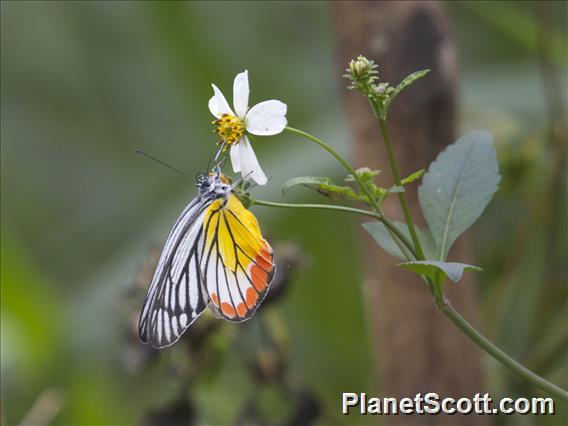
[204,195,265,272]
[202,194,275,321]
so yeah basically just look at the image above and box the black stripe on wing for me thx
[200,209,275,323]
[138,197,211,349]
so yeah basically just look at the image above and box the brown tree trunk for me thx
[334,2,486,424]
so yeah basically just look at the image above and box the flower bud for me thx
[348,55,375,79]
[344,55,378,94]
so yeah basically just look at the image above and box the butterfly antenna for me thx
[136,150,187,178]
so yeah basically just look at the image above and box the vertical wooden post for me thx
[334,2,486,424]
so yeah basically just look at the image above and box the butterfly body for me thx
[139,172,275,348]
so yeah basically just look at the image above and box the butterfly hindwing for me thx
[201,194,275,322]
[139,197,210,348]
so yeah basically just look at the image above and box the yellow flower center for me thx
[212,114,245,145]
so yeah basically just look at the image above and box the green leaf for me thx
[393,69,430,97]
[401,169,425,185]
[281,176,332,196]
[362,221,437,261]
[418,131,500,260]
[379,70,430,118]
[397,260,483,283]
[318,183,359,201]
[281,176,358,201]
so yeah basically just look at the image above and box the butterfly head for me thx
[197,171,231,200]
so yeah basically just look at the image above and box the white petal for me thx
[208,84,234,118]
[233,70,249,119]
[239,136,267,185]
[230,144,241,173]
[245,100,287,136]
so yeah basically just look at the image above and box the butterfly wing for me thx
[200,194,275,322]
[139,196,211,348]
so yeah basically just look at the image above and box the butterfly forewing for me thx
[139,197,210,348]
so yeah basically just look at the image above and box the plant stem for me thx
[373,110,437,294]
[252,198,414,257]
[377,117,426,260]
[285,127,377,209]
[253,199,382,219]
[438,298,568,401]
[285,126,415,260]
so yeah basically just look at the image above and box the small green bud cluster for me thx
[344,54,430,120]
[343,55,379,94]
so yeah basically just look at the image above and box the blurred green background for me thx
[1,1,566,425]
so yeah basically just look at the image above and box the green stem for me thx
[252,199,382,219]
[432,272,444,303]
[377,117,426,260]
[252,199,414,256]
[439,299,568,401]
[285,127,377,209]
[285,126,415,260]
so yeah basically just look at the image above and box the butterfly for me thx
[138,169,275,348]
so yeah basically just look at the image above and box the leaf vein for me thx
[438,137,480,260]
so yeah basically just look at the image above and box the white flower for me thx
[209,70,287,185]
